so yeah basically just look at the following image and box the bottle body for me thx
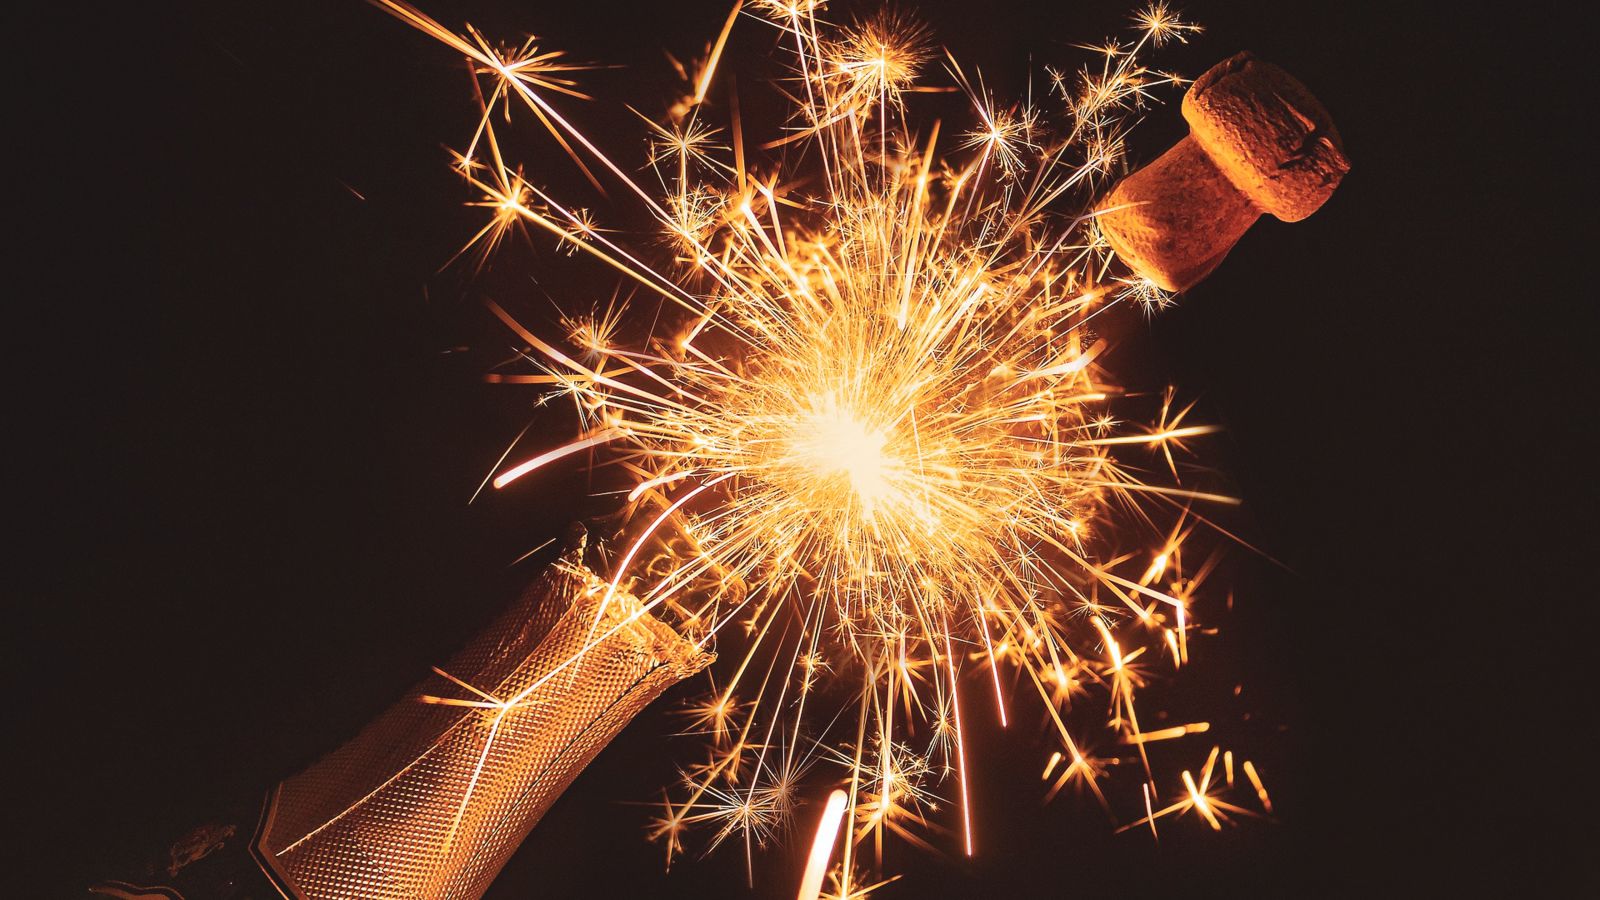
[93,548,710,899]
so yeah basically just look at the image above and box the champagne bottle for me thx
[91,529,711,899]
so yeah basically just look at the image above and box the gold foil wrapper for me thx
[255,547,711,898]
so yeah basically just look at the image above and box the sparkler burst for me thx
[375,0,1274,893]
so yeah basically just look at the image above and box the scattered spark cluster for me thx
[376,1,1275,895]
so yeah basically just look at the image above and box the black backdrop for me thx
[15,0,1589,896]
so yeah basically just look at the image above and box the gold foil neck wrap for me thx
[256,554,712,899]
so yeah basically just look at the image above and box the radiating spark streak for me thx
[797,789,850,900]
[590,473,736,633]
[1042,751,1063,780]
[1083,482,1242,505]
[492,428,624,489]
[426,666,505,706]
[1176,601,1188,663]
[1163,628,1181,666]
[1142,782,1159,840]
[1081,424,1220,445]
[943,631,975,856]
[1121,722,1209,744]
[1243,760,1273,814]
[627,469,699,502]
[446,707,509,849]
[840,686,871,892]
[694,2,744,106]
[975,602,1009,727]
[505,537,558,569]
[470,419,535,504]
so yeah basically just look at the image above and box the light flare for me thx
[797,789,850,900]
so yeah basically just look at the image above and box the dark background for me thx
[15,0,1588,896]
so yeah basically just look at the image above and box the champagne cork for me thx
[1099,52,1350,291]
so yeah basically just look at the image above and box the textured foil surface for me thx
[256,548,711,899]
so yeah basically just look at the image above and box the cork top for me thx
[1182,52,1349,222]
